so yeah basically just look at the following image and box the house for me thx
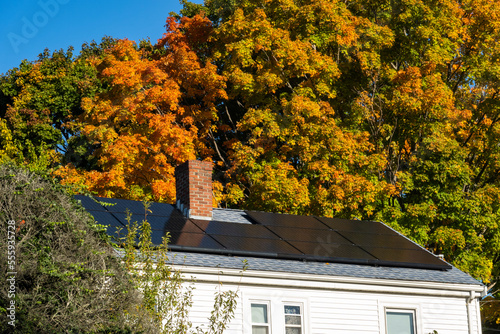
[76,160,486,334]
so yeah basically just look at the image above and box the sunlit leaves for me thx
[57,15,226,203]
[0,45,110,171]
[212,0,389,218]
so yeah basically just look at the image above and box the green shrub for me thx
[0,164,154,333]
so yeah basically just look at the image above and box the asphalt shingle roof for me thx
[169,251,481,285]
[212,208,252,224]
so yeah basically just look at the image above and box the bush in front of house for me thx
[0,164,156,333]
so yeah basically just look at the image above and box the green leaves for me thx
[0,42,111,172]
[0,164,143,333]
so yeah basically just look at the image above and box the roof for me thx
[213,208,252,224]
[167,252,481,285]
[75,195,483,286]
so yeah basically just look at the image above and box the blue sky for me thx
[1,0,203,75]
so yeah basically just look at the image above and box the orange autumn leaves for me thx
[56,15,226,202]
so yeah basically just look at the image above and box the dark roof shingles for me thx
[169,251,482,286]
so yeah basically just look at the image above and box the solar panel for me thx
[197,220,279,239]
[150,229,167,245]
[168,231,224,249]
[85,210,128,242]
[265,226,351,244]
[88,210,125,228]
[74,195,106,211]
[96,201,185,230]
[363,247,449,269]
[93,197,150,214]
[246,210,329,229]
[110,213,168,229]
[145,220,206,246]
[148,202,177,216]
[210,235,302,255]
[317,217,399,235]
[76,195,451,271]
[315,219,451,269]
[162,220,203,233]
[338,231,423,250]
[289,241,377,261]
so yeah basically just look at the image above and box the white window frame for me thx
[378,301,422,334]
[283,303,304,334]
[250,301,271,334]
[385,309,417,334]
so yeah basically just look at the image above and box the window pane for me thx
[285,315,302,325]
[284,305,301,315]
[285,328,301,334]
[252,304,268,324]
[386,312,415,334]
[252,326,269,334]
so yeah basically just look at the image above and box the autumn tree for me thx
[0,38,115,171]
[196,0,393,217]
[56,15,226,203]
[337,0,500,283]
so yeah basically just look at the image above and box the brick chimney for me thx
[175,160,213,220]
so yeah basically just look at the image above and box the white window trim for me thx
[243,291,309,334]
[378,301,422,334]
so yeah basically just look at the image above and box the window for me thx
[379,301,421,334]
[246,298,308,334]
[284,305,303,334]
[251,303,270,334]
[386,310,416,334]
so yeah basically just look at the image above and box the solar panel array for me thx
[76,195,451,270]
[246,211,450,269]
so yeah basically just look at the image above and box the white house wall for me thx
[177,266,482,334]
